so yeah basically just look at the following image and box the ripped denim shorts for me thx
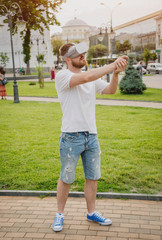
[59,132,101,184]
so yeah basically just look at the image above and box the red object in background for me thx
[50,67,55,80]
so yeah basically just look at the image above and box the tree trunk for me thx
[26,61,30,75]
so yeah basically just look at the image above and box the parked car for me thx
[133,65,147,74]
[147,63,162,74]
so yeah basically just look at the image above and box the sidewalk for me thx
[0,196,162,240]
[6,96,162,109]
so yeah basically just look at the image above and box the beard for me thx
[71,58,87,69]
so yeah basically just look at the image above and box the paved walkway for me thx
[6,96,162,109]
[0,196,162,240]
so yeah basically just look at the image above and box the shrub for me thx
[119,54,146,94]
[29,82,36,85]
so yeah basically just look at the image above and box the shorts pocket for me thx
[62,133,77,142]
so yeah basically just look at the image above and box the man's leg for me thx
[84,179,97,213]
[82,134,112,226]
[57,178,70,213]
[84,178,112,226]
[52,178,69,232]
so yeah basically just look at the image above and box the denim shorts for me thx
[59,132,101,184]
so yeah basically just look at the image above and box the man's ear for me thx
[65,57,71,64]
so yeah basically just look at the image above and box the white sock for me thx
[88,211,96,216]
[57,213,64,216]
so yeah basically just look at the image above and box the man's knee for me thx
[60,170,75,184]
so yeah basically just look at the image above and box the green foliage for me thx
[23,28,31,64]
[115,40,132,53]
[88,44,107,58]
[119,54,146,94]
[69,40,80,44]
[1,0,66,71]
[136,55,143,62]
[99,58,106,66]
[150,52,157,61]
[29,82,36,85]
[0,52,9,67]
[51,39,64,63]
[88,45,97,58]
[142,48,151,67]
[35,54,46,88]
[36,54,46,64]
[86,56,92,64]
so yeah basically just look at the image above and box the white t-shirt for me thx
[55,69,109,134]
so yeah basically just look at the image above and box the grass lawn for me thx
[0,100,161,194]
[6,81,162,102]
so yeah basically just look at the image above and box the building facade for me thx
[114,10,162,62]
[0,16,53,72]
[155,12,162,62]
[51,17,98,45]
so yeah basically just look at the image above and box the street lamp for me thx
[98,26,109,64]
[100,2,122,33]
[0,2,26,103]
[98,26,110,82]
[31,36,45,63]
[100,2,122,57]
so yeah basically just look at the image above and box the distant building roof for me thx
[63,17,89,27]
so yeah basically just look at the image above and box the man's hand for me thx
[114,56,128,74]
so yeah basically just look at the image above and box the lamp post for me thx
[31,36,45,63]
[0,3,26,103]
[98,26,110,82]
[100,2,122,57]
[98,26,109,64]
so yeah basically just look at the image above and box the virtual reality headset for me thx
[63,42,88,59]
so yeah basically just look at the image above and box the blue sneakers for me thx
[52,213,64,232]
[87,211,112,225]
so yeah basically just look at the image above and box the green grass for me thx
[0,100,162,194]
[28,72,50,76]
[6,81,162,102]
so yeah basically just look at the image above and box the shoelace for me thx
[55,215,63,225]
[94,212,106,221]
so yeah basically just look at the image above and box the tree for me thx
[35,54,46,88]
[0,52,9,67]
[1,0,66,74]
[88,44,107,59]
[119,54,146,94]
[115,40,121,53]
[95,44,107,57]
[136,55,143,62]
[51,39,64,64]
[115,40,132,54]
[142,48,151,67]
[150,52,157,61]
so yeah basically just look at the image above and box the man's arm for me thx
[69,56,128,88]
[102,57,128,95]
[102,72,119,95]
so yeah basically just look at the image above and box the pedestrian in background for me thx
[50,66,55,80]
[0,66,7,100]
[138,61,143,79]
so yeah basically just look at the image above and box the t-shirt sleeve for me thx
[95,78,109,95]
[55,70,74,92]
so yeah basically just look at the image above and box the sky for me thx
[50,0,162,35]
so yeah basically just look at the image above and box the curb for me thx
[7,75,50,80]
[7,95,162,104]
[0,190,161,201]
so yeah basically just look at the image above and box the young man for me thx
[52,42,128,232]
